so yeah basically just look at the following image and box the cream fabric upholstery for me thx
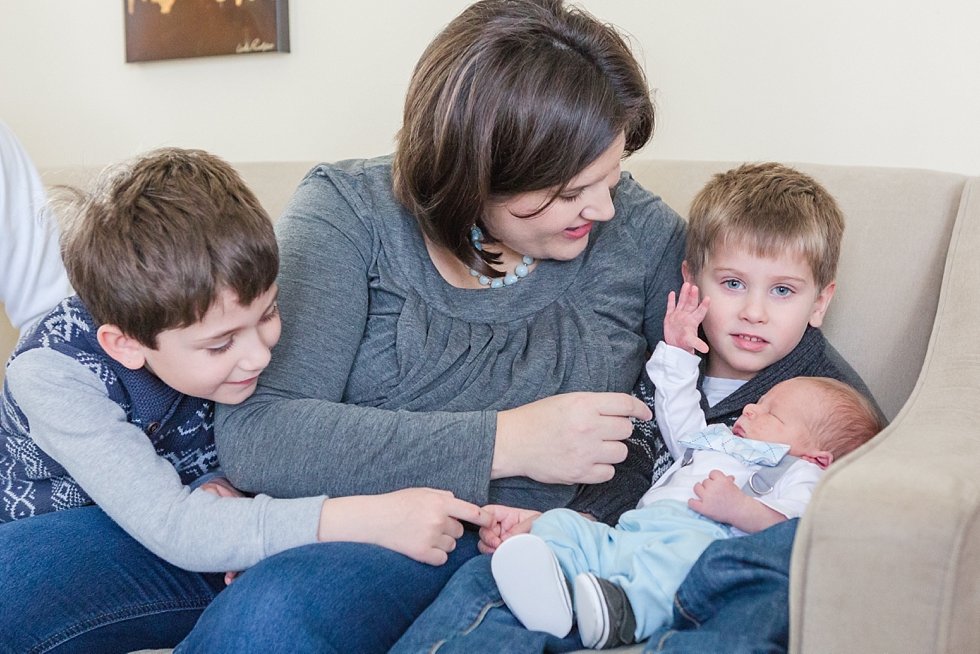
[5,160,977,654]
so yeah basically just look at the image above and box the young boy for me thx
[0,148,488,649]
[569,161,880,525]
[489,282,883,648]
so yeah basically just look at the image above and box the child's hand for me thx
[317,488,492,566]
[198,477,244,498]
[478,505,542,554]
[689,470,788,533]
[688,469,742,522]
[664,283,710,355]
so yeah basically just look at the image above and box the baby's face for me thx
[731,378,821,458]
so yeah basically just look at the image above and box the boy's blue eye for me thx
[723,279,744,291]
[772,286,793,297]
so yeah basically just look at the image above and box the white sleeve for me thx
[7,348,325,572]
[0,120,72,334]
[645,341,708,461]
[756,460,823,520]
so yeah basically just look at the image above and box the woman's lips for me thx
[563,222,593,239]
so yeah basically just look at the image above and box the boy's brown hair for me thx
[393,0,654,278]
[803,377,884,459]
[685,163,845,290]
[56,147,277,348]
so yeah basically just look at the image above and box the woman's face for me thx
[484,133,626,261]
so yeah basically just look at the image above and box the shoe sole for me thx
[491,534,573,638]
[574,572,610,649]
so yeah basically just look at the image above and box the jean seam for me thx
[429,600,505,654]
[28,596,213,654]
[672,593,701,628]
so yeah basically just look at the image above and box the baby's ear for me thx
[802,450,835,470]
[681,260,694,284]
[808,281,837,328]
[97,325,147,370]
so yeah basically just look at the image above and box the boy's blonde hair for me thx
[56,148,278,348]
[803,377,884,458]
[686,163,844,290]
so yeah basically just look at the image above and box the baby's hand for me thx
[688,469,744,522]
[478,505,542,554]
[664,283,710,355]
[199,477,244,498]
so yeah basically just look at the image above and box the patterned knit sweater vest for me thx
[0,296,218,522]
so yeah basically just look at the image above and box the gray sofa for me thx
[2,158,977,653]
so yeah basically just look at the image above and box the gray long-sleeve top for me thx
[216,156,687,512]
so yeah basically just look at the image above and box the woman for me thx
[177,1,686,651]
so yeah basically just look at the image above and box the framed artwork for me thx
[124,0,289,63]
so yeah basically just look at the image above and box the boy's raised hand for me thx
[664,282,710,355]
[316,488,492,566]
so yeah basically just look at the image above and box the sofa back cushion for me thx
[11,159,965,420]
[625,159,966,421]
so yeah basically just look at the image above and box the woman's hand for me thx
[316,488,491,566]
[493,392,652,484]
[478,504,542,554]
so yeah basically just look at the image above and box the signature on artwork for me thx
[236,38,276,54]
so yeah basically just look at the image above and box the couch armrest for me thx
[790,177,980,654]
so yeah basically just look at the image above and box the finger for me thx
[688,498,701,511]
[595,393,652,421]
[581,462,616,484]
[666,290,677,313]
[693,482,704,498]
[443,517,465,540]
[478,541,495,555]
[594,439,628,465]
[447,499,493,527]
[437,533,457,553]
[425,549,449,566]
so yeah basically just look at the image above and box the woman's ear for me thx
[97,325,147,370]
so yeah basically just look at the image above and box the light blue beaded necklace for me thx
[468,225,534,289]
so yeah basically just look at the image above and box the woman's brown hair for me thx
[393,0,654,277]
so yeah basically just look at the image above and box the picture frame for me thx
[124,0,289,63]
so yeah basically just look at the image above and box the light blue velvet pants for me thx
[531,501,732,641]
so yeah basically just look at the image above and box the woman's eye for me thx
[723,279,744,291]
[772,286,793,297]
[559,191,582,203]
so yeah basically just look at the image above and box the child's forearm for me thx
[723,496,788,534]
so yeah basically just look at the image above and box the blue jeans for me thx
[0,505,225,654]
[391,520,798,654]
[646,518,797,654]
[390,553,585,654]
[175,530,482,654]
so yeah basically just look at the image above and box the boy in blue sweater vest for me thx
[0,148,488,652]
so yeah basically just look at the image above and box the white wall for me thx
[1,0,978,175]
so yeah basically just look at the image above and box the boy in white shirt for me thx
[489,282,882,648]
